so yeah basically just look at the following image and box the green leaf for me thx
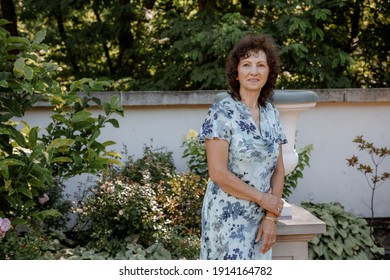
[32,209,62,222]
[107,151,122,158]
[51,156,73,163]
[24,66,33,80]
[18,187,33,199]
[88,129,101,143]
[10,217,29,226]
[33,30,47,45]
[5,195,17,208]
[106,118,119,128]
[0,19,12,26]
[102,140,116,147]
[71,110,92,123]
[328,241,343,256]
[47,138,75,150]
[24,199,37,209]
[28,174,45,188]
[0,80,9,88]
[103,102,111,115]
[370,246,384,255]
[1,158,25,166]
[313,242,324,257]
[29,127,39,147]
[335,227,348,238]
[51,113,69,124]
[343,237,355,256]
[8,36,30,46]
[13,57,25,77]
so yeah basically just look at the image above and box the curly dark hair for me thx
[226,33,281,107]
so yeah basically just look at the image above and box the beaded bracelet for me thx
[262,216,278,224]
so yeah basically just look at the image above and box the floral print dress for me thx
[199,95,287,260]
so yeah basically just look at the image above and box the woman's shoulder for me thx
[211,95,236,110]
[264,101,279,113]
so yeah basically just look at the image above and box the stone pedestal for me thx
[272,204,326,260]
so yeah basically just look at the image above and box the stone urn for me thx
[273,90,318,175]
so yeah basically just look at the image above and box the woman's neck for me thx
[240,90,260,110]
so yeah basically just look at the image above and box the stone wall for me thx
[29,88,390,217]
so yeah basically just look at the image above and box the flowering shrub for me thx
[181,129,208,179]
[0,218,11,238]
[76,175,167,253]
[70,144,205,259]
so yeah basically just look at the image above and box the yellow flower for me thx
[186,129,198,139]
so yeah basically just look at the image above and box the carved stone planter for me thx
[274,90,318,175]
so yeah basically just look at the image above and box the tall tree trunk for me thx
[239,0,256,18]
[198,0,217,11]
[1,0,18,36]
[93,8,115,75]
[349,0,362,53]
[54,13,80,74]
[116,0,134,71]
[143,0,157,10]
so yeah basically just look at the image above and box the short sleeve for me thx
[200,102,233,143]
[273,105,288,145]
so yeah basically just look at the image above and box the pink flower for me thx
[0,218,11,238]
[38,193,50,205]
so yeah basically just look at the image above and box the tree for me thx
[9,0,389,90]
[0,21,123,228]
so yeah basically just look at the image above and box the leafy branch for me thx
[346,135,390,236]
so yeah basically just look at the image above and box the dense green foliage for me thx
[0,22,123,229]
[1,0,388,90]
[301,202,384,260]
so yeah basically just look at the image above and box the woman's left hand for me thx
[255,216,277,254]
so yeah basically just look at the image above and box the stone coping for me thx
[34,88,390,107]
[276,204,326,237]
[214,90,319,104]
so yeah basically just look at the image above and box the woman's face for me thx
[237,50,269,93]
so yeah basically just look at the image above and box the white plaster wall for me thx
[21,101,390,218]
[291,103,390,218]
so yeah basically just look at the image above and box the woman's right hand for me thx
[257,192,284,216]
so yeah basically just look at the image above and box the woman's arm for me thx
[205,138,284,216]
[269,144,285,200]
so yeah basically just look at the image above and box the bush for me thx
[301,202,385,260]
[71,144,204,259]
[75,175,166,253]
[120,143,176,185]
[181,129,208,179]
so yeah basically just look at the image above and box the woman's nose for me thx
[249,65,259,74]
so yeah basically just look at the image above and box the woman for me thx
[199,34,287,260]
